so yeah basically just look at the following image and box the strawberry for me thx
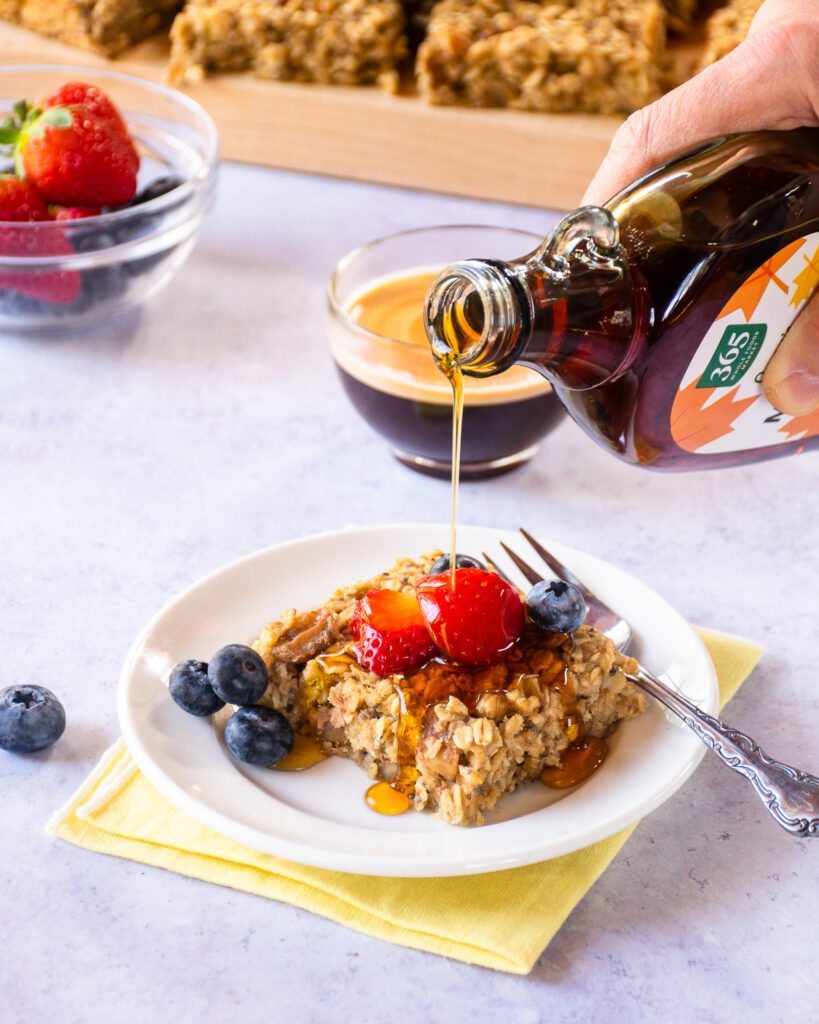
[23,105,139,206]
[51,205,102,221]
[39,82,128,137]
[0,175,80,304]
[415,568,524,667]
[0,99,139,206]
[352,589,437,676]
[0,175,50,221]
[0,225,80,303]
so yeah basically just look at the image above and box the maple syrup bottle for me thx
[425,129,819,469]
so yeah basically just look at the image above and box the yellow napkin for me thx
[48,628,762,974]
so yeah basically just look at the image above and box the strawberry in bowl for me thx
[4,91,140,207]
[0,175,80,305]
[0,66,217,332]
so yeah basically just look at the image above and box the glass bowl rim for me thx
[0,62,219,245]
[327,223,542,352]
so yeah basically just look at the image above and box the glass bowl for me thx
[0,64,218,333]
[327,225,565,478]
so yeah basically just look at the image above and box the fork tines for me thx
[481,551,513,584]
[518,528,588,594]
[499,541,544,585]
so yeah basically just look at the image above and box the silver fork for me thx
[487,529,819,839]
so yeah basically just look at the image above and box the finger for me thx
[583,9,819,205]
[750,0,819,36]
[762,290,819,416]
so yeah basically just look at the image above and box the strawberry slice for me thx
[352,589,437,676]
[415,568,524,667]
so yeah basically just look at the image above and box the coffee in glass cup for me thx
[328,226,564,478]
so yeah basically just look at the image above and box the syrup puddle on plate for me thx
[272,733,328,772]
[540,736,608,788]
[365,781,412,815]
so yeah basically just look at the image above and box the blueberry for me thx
[80,264,129,301]
[0,685,66,753]
[430,553,486,575]
[124,251,169,278]
[169,660,225,717]
[0,289,47,317]
[527,580,588,634]
[225,706,294,766]
[113,176,186,245]
[126,175,185,207]
[208,645,268,706]
[70,228,116,253]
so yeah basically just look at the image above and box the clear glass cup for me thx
[327,225,564,478]
[0,64,218,333]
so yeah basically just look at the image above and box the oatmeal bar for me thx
[253,552,646,826]
[416,0,666,115]
[168,0,407,89]
[0,0,182,56]
[700,0,762,67]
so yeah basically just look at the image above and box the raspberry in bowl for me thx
[0,64,218,333]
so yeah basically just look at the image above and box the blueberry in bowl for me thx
[0,64,218,334]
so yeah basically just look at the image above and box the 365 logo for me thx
[697,323,768,389]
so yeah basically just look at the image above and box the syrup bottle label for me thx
[671,233,819,455]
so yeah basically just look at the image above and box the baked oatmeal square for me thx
[252,551,646,826]
[415,0,666,114]
[0,0,182,56]
[168,0,407,89]
[700,0,762,67]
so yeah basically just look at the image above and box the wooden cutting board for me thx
[0,19,704,209]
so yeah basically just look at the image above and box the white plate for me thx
[118,523,718,877]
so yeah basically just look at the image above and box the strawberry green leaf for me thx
[12,99,29,121]
[0,114,21,147]
[39,107,71,129]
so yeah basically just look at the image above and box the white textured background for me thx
[0,163,816,1023]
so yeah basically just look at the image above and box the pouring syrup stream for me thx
[448,367,464,590]
[437,292,479,591]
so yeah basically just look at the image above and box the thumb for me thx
[761,290,819,416]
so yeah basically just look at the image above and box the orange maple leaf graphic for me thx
[671,380,757,452]
[719,238,806,321]
[778,405,819,441]
[789,246,819,309]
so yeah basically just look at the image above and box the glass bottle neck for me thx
[424,207,644,391]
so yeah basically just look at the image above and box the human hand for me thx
[583,0,819,417]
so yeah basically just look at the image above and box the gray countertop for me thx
[1,162,816,1024]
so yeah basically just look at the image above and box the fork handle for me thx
[629,668,819,838]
